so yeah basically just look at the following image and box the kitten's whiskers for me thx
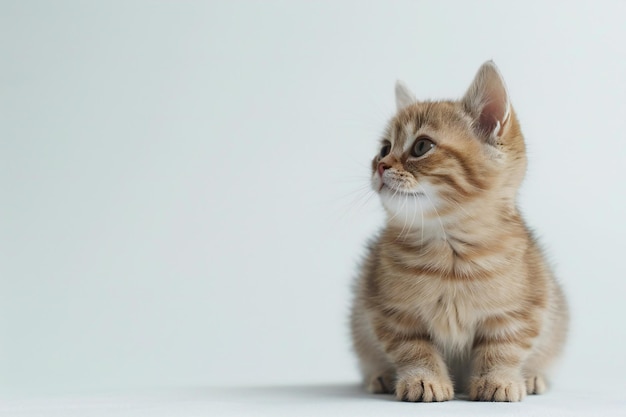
[384,186,404,225]
[417,182,448,243]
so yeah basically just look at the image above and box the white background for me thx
[2,0,626,398]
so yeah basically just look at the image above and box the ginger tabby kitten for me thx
[350,61,568,402]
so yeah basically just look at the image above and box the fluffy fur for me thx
[350,61,568,402]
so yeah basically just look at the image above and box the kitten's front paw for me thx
[525,374,547,395]
[395,371,454,402]
[366,372,395,394]
[469,373,526,402]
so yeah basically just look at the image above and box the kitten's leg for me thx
[469,316,540,402]
[522,286,569,395]
[351,303,396,394]
[365,370,396,394]
[374,322,453,402]
[524,374,547,395]
[355,328,395,395]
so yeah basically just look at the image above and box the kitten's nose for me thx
[377,162,390,177]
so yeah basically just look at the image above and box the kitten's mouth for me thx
[379,183,424,196]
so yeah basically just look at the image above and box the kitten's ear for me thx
[462,61,511,143]
[395,80,416,111]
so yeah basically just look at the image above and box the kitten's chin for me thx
[379,187,425,215]
[377,182,442,219]
[379,184,424,197]
[377,183,425,198]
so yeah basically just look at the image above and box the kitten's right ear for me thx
[395,80,416,111]
[462,61,511,143]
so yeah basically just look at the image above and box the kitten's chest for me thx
[421,289,478,352]
[377,240,514,350]
[384,274,487,351]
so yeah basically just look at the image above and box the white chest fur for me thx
[423,293,476,353]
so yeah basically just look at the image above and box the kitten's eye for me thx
[379,142,391,158]
[411,137,435,157]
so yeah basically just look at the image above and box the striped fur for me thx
[350,62,568,402]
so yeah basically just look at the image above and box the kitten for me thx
[350,61,568,402]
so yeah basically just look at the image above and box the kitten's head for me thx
[372,61,527,229]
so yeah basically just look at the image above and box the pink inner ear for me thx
[463,62,510,140]
[479,100,502,135]
[478,85,507,136]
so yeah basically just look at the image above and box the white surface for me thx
[2,384,626,417]
[2,0,626,400]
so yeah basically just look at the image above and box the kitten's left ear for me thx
[462,61,511,143]
[395,80,416,111]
